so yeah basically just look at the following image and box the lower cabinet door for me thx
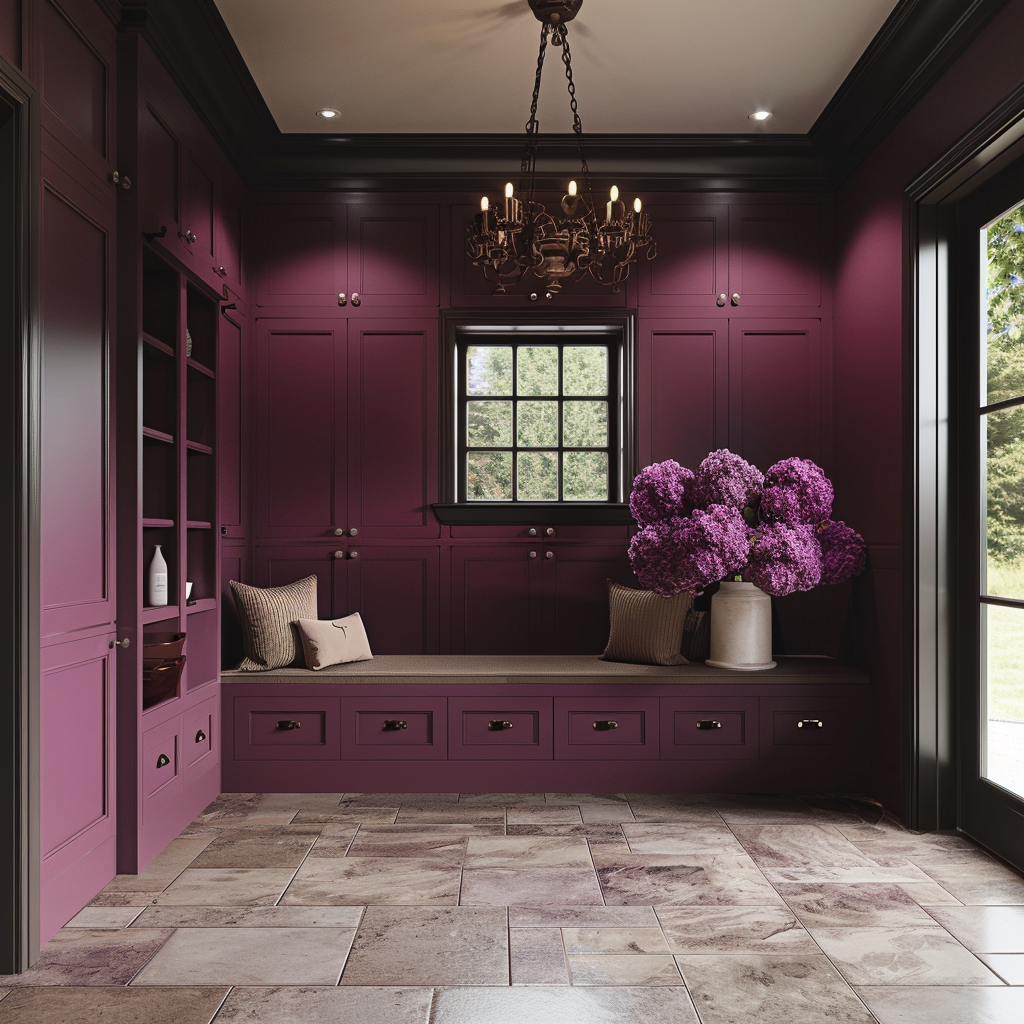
[184,694,219,778]
[233,696,342,760]
[554,697,660,759]
[660,697,758,760]
[448,697,553,759]
[758,695,866,760]
[142,716,182,806]
[340,697,447,760]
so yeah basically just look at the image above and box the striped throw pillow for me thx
[600,581,692,666]
[229,575,318,671]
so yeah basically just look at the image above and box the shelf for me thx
[142,518,175,529]
[186,440,213,455]
[142,426,174,445]
[142,604,180,624]
[186,597,217,615]
[186,357,215,379]
[186,520,212,530]
[142,332,175,358]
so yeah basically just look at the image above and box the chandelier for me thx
[466,0,655,296]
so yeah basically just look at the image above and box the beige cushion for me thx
[295,612,373,670]
[229,576,318,671]
[600,581,692,666]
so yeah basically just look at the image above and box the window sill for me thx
[431,503,634,526]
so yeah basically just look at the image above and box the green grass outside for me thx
[985,559,1024,722]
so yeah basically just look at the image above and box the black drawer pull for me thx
[382,719,408,731]
[696,720,723,730]
[155,753,170,769]
[797,719,824,729]
[195,729,207,743]
[488,719,514,731]
[593,720,618,731]
[277,720,302,731]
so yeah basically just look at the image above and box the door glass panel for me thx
[985,406,1024,599]
[982,603,1024,798]
[986,205,1024,406]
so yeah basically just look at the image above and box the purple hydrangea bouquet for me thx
[628,449,866,598]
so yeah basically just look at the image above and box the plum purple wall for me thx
[832,0,1024,813]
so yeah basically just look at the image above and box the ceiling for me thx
[212,0,901,137]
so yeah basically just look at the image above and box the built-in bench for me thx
[220,655,871,794]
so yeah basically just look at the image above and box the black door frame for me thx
[0,52,40,974]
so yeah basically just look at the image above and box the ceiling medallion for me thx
[466,0,655,296]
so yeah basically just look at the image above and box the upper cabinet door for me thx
[32,0,116,188]
[214,174,246,296]
[347,204,439,312]
[636,204,729,310]
[728,203,824,312]
[179,150,215,271]
[256,204,347,308]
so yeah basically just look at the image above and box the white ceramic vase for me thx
[706,580,776,671]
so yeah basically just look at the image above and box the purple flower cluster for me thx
[760,457,834,525]
[627,448,867,597]
[629,460,694,526]
[693,450,763,511]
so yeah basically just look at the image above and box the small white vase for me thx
[148,544,168,607]
[706,580,776,671]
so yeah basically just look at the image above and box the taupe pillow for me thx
[229,575,318,671]
[600,581,692,666]
[295,612,373,670]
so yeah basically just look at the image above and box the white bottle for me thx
[148,544,168,607]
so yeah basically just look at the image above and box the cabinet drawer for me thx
[448,697,552,760]
[233,697,342,760]
[184,695,218,773]
[660,697,758,760]
[142,718,181,802]
[759,696,866,760]
[555,697,659,760]
[340,697,447,760]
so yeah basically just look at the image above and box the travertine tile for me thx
[292,808,399,825]
[856,985,1024,1024]
[777,882,938,928]
[622,823,745,856]
[506,823,626,842]
[926,906,1024,953]
[148,868,297,907]
[464,836,591,868]
[562,927,670,954]
[341,830,466,862]
[510,928,568,985]
[899,880,963,906]
[189,828,320,868]
[460,867,604,906]
[130,927,356,986]
[131,905,363,928]
[567,954,681,986]
[254,793,345,812]
[339,907,508,986]
[63,906,144,929]
[343,792,458,804]
[87,891,165,908]
[0,987,230,1024]
[579,803,636,823]
[356,823,505,835]
[303,827,360,858]
[193,794,296,826]
[510,906,660,928]
[394,804,505,824]
[656,906,817,953]
[506,804,583,825]
[675,954,876,1024]
[625,796,723,824]
[460,793,545,803]
[101,838,215,891]
[546,793,628,804]
[732,823,896,869]
[282,857,461,905]
[978,953,1024,985]
[707,794,819,823]
[921,860,1024,905]
[213,985,434,1023]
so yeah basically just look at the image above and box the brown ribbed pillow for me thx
[229,576,318,671]
[600,581,692,666]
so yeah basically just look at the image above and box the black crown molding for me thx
[121,0,1012,194]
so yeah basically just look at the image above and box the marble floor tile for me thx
[394,804,505,824]
[922,862,1024,905]
[64,906,143,929]
[356,823,505,835]
[593,852,784,906]
[803,796,887,824]
[656,905,818,953]
[777,882,939,928]
[675,953,877,1024]
[86,891,166,907]
[622,823,746,856]
[101,838,215,891]
[567,954,681,985]
[339,906,508,986]
[464,836,592,868]
[0,987,230,1024]
[255,793,345,811]
[341,830,466,862]
[505,804,583,825]
[510,928,569,985]
[193,794,297,826]
[856,985,1024,1024]
[510,906,660,927]
[760,863,933,884]
[292,808,399,825]
[282,857,461,905]
[0,930,174,987]
[342,792,459,804]
[579,803,636,823]
[926,906,1024,952]
[149,868,297,906]
[302,827,360,858]
[429,986,701,1024]
[978,953,1024,985]
[898,880,963,906]
[707,794,821,823]
[189,828,320,868]
[546,793,629,804]
[130,905,364,928]
[213,986,434,1024]
[460,867,604,906]
[810,924,1002,985]
[506,823,625,842]
[460,792,545,803]
[625,796,724,824]
[732,823,892,869]
[131,927,356,986]
[562,926,670,954]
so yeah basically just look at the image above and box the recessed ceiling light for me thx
[749,110,772,121]
[316,108,340,119]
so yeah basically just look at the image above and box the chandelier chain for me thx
[555,23,592,197]
[521,22,550,183]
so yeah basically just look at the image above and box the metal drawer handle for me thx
[156,753,170,769]
[797,719,823,729]
[593,720,618,731]
[382,719,408,731]
[488,720,514,731]
[696,720,723,730]
[195,729,207,743]
[277,720,302,731]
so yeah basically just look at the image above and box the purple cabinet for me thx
[554,696,660,760]
[448,696,553,760]
[0,3,19,65]
[660,696,758,760]
[759,695,865,761]
[233,696,343,760]
[341,697,447,760]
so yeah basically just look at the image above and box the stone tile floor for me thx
[3,792,1024,1022]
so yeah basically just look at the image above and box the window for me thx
[436,315,635,524]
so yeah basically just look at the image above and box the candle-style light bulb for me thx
[634,197,642,213]
[505,182,514,198]
[568,180,578,197]
[610,185,619,202]
[481,196,489,211]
